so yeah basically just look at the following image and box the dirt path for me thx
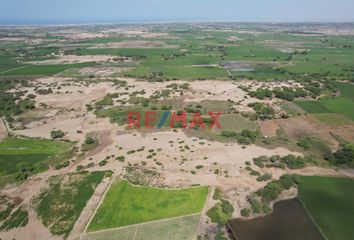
[0,65,30,74]
[194,186,217,239]
[273,61,292,69]
[0,118,8,140]
[78,175,115,240]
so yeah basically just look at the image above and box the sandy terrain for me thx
[78,67,133,77]
[51,30,108,39]
[88,40,175,49]
[2,73,353,240]
[102,28,171,38]
[28,55,119,65]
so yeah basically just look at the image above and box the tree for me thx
[85,136,95,145]
[50,129,65,139]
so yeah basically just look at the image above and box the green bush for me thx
[116,156,125,162]
[282,154,306,169]
[99,160,107,166]
[85,136,95,145]
[50,130,65,139]
[247,196,261,214]
[206,199,234,225]
[240,208,251,217]
[297,138,312,150]
[258,181,283,203]
[220,130,237,138]
[279,174,295,190]
[256,173,272,182]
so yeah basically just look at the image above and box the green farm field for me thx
[296,175,354,240]
[84,214,200,240]
[311,113,353,126]
[295,98,354,120]
[215,114,259,133]
[336,82,354,101]
[0,137,74,177]
[0,62,96,76]
[36,171,107,237]
[88,180,208,231]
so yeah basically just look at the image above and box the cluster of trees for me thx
[35,88,53,95]
[253,154,312,170]
[0,80,35,117]
[248,102,275,120]
[221,129,259,145]
[15,162,47,181]
[326,143,354,166]
[241,174,295,217]
[141,72,170,82]
[247,80,340,102]
[257,174,295,203]
[206,199,234,225]
[273,87,308,101]
[249,87,308,101]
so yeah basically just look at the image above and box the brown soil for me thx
[276,116,339,149]
[257,120,280,138]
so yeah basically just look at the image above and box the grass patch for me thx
[88,180,208,231]
[312,113,352,126]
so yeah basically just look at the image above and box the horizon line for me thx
[1,19,354,27]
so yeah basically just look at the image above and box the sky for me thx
[1,0,354,25]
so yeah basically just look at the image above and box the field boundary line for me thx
[297,197,329,240]
[0,65,30,74]
[132,227,138,240]
[193,185,214,240]
[79,175,116,240]
[85,212,201,236]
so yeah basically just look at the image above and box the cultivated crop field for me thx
[215,114,259,133]
[84,214,200,240]
[0,137,74,177]
[296,176,354,240]
[88,180,208,231]
[36,171,107,237]
[295,83,354,120]
[311,113,353,126]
